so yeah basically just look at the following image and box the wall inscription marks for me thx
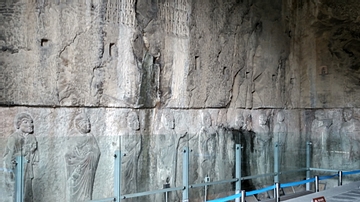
[160,0,189,37]
[105,0,135,27]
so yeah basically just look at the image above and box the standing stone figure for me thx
[340,109,360,160]
[253,113,270,176]
[273,111,287,168]
[157,110,176,184]
[311,110,332,151]
[198,111,218,182]
[121,111,142,198]
[233,113,255,183]
[154,110,178,201]
[3,113,38,202]
[311,110,332,167]
[65,114,100,202]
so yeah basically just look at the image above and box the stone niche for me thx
[1,0,360,202]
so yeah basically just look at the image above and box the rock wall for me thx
[1,0,360,202]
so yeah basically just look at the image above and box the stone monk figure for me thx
[65,114,100,202]
[340,109,360,160]
[4,113,38,202]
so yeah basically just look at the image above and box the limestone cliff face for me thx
[1,1,359,108]
[287,0,360,108]
[0,0,292,108]
[1,0,360,202]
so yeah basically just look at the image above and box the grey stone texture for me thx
[1,0,360,202]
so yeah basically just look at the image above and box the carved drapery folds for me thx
[3,113,38,202]
[65,114,100,202]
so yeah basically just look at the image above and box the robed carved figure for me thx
[65,114,100,202]
[3,113,38,202]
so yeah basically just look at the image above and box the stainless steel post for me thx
[338,171,343,186]
[315,175,319,192]
[241,190,246,202]
[274,142,279,184]
[15,156,25,202]
[204,184,207,202]
[235,144,241,202]
[306,141,312,191]
[182,147,189,202]
[275,182,280,202]
[114,151,121,201]
[163,183,170,202]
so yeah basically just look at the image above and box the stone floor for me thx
[322,189,360,202]
[283,181,360,202]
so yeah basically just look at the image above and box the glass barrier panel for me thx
[189,126,236,201]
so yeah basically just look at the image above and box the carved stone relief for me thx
[160,0,189,37]
[253,112,271,183]
[198,111,218,177]
[120,111,142,198]
[273,111,287,169]
[311,110,333,168]
[65,114,100,202]
[3,113,38,202]
[105,0,135,27]
[153,110,178,200]
[105,0,120,24]
[120,0,136,27]
[340,109,360,161]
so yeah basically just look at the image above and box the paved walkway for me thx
[284,181,360,202]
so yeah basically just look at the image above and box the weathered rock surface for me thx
[1,0,360,202]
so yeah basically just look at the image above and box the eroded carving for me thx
[152,109,189,201]
[198,111,218,180]
[340,109,360,160]
[105,0,120,24]
[273,111,287,167]
[253,113,270,175]
[157,110,176,182]
[0,69,5,102]
[106,0,135,27]
[120,0,136,27]
[3,113,38,202]
[121,111,142,197]
[311,110,332,168]
[65,114,100,202]
[160,0,189,37]
[311,110,332,151]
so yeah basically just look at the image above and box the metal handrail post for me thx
[114,150,121,202]
[274,142,279,184]
[182,147,189,202]
[275,182,280,202]
[15,156,25,202]
[314,175,319,192]
[241,190,246,202]
[338,171,343,186]
[306,141,312,191]
[235,144,241,202]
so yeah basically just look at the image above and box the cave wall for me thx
[1,0,360,201]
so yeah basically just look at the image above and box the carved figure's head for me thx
[234,113,244,130]
[259,114,268,126]
[343,109,353,122]
[74,114,91,134]
[161,110,175,130]
[277,111,285,123]
[314,110,325,120]
[201,111,212,127]
[127,111,140,131]
[15,113,34,134]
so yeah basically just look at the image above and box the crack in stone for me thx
[58,31,84,57]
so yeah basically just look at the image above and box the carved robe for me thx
[3,131,38,202]
[65,135,100,202]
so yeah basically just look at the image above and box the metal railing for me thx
[10,141,360,202]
